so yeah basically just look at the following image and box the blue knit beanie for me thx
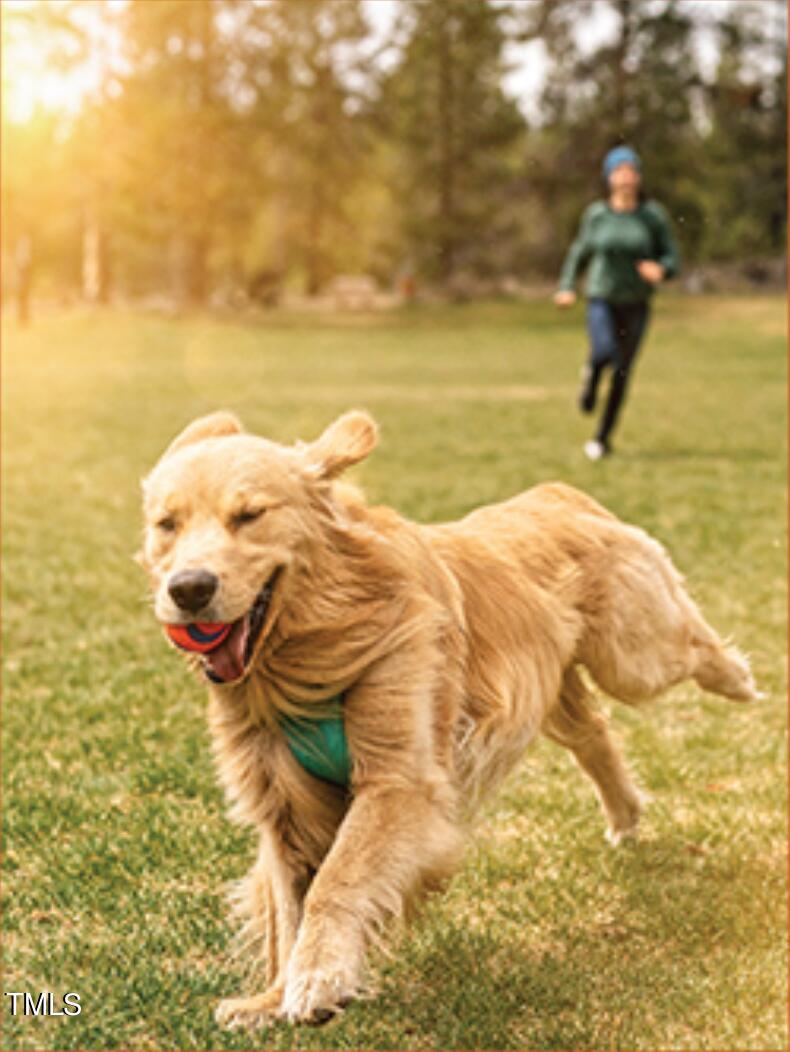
[603,146,641,180]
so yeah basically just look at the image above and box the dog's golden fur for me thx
[140,409,756,1028]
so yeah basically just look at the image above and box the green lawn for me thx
[2,295,786,1051]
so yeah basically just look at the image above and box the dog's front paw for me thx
[605,787,649,846]
[215,987,283,1031]
[280,967,357,1025]
[605,824,638,847]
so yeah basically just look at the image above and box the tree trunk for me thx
[437,12,456,283]
[170,232,210,309]
[187,232,209,306]
[305,181,325,296]
[82,214,112,305]
[15,233,32,325]
[613,0,634,136]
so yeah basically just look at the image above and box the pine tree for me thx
[700,0,787,261]
[379,0,525,285]
[238,0,373,295]
[527,0,705,269]
[116,0,246,305]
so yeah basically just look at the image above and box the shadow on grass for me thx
[364,840,784,1050]
[3,811,782,1050]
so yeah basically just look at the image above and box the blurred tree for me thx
[1,112,58,321]
[699,0,787,262]
[523,0,706,272]
[116,0,249,305]
[522,0,786,274]
[236,0,373,295]
[378,0,526,286]
[2,0,785,306]
[505,0,597,276]
[1,0,88,318]
[68,0,127,305]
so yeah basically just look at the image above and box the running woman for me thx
[554,146,680,460]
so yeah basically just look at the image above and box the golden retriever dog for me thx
[139,409,756,1029]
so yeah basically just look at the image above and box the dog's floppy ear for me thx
[302,410,378,480]
[163,411,243,458]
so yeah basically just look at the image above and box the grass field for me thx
[2,295,786,1051]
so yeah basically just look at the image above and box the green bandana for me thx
[278,698,350,787]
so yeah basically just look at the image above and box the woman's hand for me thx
[553,290,577,308]
[636,260,665,285]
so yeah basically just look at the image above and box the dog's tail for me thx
[691,634,759,702]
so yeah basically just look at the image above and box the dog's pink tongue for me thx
[207,619,248,682]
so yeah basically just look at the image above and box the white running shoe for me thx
[584,440,608,461]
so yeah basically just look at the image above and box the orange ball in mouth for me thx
[165,622,232,654]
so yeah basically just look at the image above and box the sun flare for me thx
[1,0,122,123]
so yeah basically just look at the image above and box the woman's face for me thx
[608,162,641,193]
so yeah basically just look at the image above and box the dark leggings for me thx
[586,298,650,444]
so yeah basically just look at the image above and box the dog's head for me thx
[139,409,378,683]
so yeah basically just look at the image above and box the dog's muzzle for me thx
[163,570,280,683]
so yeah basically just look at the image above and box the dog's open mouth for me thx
[166,570,281,684]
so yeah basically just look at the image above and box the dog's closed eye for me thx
[230,508,265,529]
[157,515,178,533]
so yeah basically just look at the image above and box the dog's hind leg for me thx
[543,668,644,845]
[579,530,758,705]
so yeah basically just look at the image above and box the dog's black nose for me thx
[168,569,219,613]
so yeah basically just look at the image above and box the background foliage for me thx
[2,0,787,307]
